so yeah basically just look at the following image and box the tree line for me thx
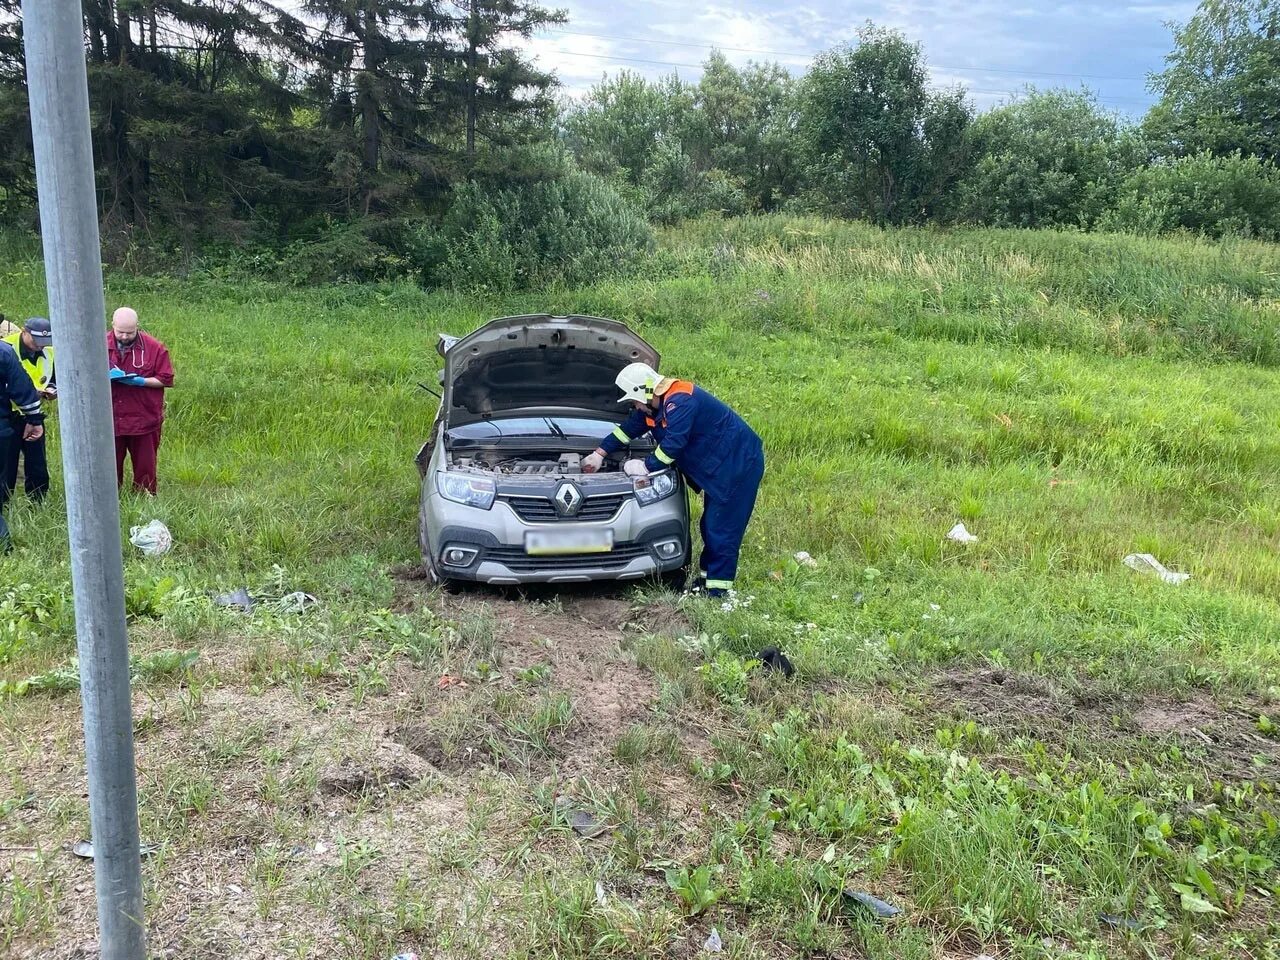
[0,0,1277,288]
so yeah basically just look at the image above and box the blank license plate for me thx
[525,529,614,555]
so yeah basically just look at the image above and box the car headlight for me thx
[436,471,496,510]
[634,470,677,506]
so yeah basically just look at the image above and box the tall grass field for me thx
[2,217,1280,959]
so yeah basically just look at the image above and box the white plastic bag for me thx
[129,520,173,557]
[946,522,979,544]
[1123,553,1190,586]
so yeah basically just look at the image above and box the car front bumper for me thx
[423,488,689,585]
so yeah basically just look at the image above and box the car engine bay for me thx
[451,452,624,475]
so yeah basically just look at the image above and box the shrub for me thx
[1099,151,1280,240]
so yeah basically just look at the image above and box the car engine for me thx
[452,452,621,475]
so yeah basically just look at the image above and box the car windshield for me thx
[445,417,613,441]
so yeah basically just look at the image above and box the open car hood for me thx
[439,314,660,427]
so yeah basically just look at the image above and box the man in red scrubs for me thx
[108,306,174,495]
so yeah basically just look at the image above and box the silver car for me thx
[416,314,691,588]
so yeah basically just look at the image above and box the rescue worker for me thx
[583,362,764,598]
[108,306,174,495]
[2,317,55,501]
[0,340,44,548]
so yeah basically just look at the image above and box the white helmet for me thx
[615,361,662,404]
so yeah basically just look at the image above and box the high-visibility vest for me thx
[1,332,53,391]
[1,332,54,412]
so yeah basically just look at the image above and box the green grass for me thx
[2,216,1280,957]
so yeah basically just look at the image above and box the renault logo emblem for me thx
[554,482,583,516]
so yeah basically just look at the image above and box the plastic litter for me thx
[842,889,902,919]
[213,587,254,612]
[946,522,979,544]
[794,551,818,568]
[703,927,722,953]
[1098,912,1143,931]
[72,840,155,860]
[595,880,607,906]
[1123,553,1190,586]
[757,647,795,678]
[569,809,609,838]
[270,591,318,613]
[129,520,172,556]
[390,954,420,960]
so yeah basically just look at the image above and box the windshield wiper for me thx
[544,418,568,442]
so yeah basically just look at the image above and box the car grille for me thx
[486,542,649,572]
[500,494,627,523]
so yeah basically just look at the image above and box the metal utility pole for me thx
[22,2,146,958]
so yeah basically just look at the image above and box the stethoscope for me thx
[115,337,146,370]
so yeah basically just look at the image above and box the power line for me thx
[540,27,1150,84]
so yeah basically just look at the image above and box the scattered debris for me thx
[757,647,795,678]
[212,587,254,612]
[1098,912,1143,932]
[1123,553,1191,585]
[437,674,467,690]
[569,809,609,839]
[595,880,607,906]
[946,522,979,544]
[390,954,420,960]
[703,927,723,953]
[269,591,318,613]
[842,889,902,919]
[793,551,818,568]
[128,519,172,556]
[71,840,156,860]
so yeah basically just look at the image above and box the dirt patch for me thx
[318,760,422,798]
[934,667,1089,721]
[393,722,499,772]
[931,668,1280,780]
[439,591,669,752]
[1130,695,1280,777]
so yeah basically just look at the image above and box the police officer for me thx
[2,317,55,501]
[0,340,43,548]
[583,362,764,598]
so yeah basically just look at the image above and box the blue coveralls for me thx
[0,344,43,547]
[601,380,764,593]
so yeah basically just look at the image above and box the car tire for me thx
[660,565,690,592]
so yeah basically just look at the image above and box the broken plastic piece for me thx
[272,591,318,613]
[569,809,609,838]
[946,522,979,544]
[213,587,254,612]
[129,519,172,556]
[703,927,722,952]
[595,880,606,906]
[757,647,795,678]
[842,889,902,919]
[1098,912,1143,931]
[1123,553,1190,585]
[72,840,155,860]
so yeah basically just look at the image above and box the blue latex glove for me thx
[122,375,146,387]
[109,367,128,381]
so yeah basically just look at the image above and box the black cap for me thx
[23,317,52,347]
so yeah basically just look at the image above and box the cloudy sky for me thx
[517,0,1200,114]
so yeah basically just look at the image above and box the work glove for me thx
[582,451,604,473]
[122,375,146,387]
[623,458,649,478]
[109,367,128,381]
